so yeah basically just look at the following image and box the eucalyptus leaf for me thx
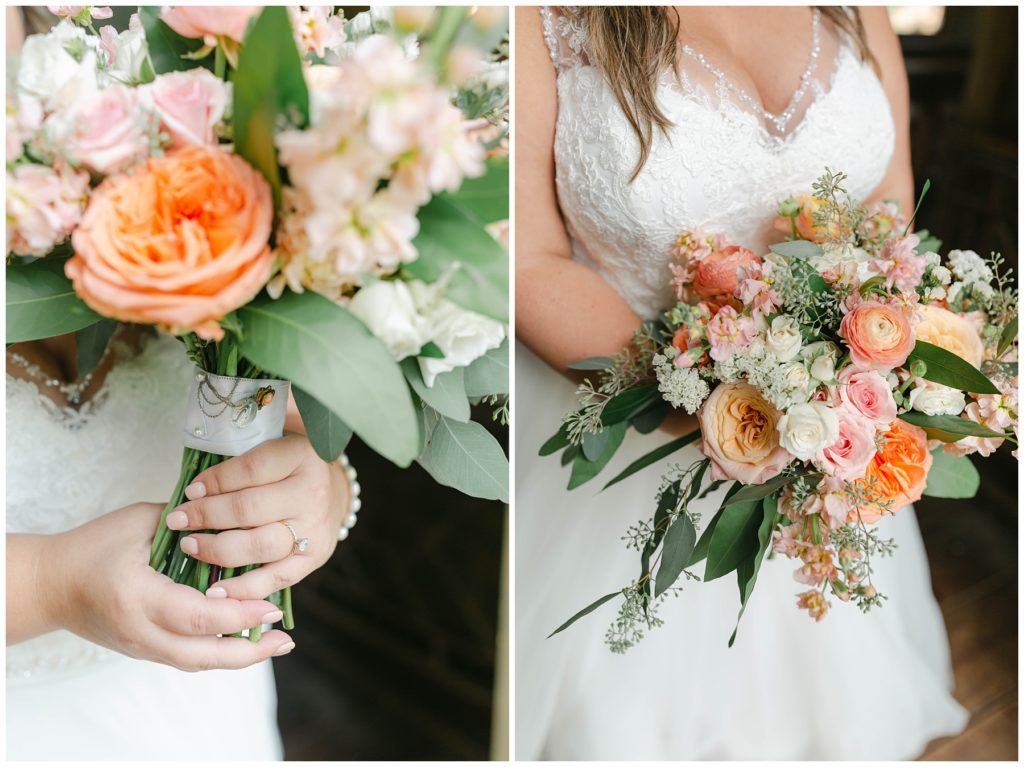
[409,196,509,322]
[402,358,470,422]
[293,385,352,461]
[548,592,620,638]
[539,423,570,456]
[7,256,102,343]
[601,385,661,426]
[899,411,1009,441]
[567,356,614,371]
[923,448,981,498]
[582,428,612,462]
[75,319,117,377]
[417,406,509,502]
[769,240,823,260]
[914,229,942,254]
[237,291,418,467]
[601,431,700,490]
[446,155,509,223]
[630,401,669,434]
[568,421,627,489]
[654,515,697,598]
[907,341,1000,395]
[704,498,763,582]
[463,338,509,397]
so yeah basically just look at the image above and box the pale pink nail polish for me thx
[273,641,296,656]
[261,610,284,624]
[206,586,228,599]
[184,482,207,500]
[166,510,188,530]
[179,537,198,555]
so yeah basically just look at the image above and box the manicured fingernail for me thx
[179,536,198,555]
[185,482,206,500]
[261,610,283,624]
[166,510,188,530]
[273,641,295,656]
[206,586,227,599]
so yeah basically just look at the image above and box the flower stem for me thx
[281,587,295,630]
[150,447,200,570]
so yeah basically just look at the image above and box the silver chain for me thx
[679,8,821,134]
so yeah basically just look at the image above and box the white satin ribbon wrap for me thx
[182,368,290,456]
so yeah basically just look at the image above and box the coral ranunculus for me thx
[691,245,759,304]
[853,419,933,523]
[839,300,915,371]
[67,146,274,340]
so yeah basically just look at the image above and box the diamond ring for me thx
[280,520,309,555]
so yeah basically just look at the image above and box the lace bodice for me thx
[541,7,895,318]
[7,332,192,679]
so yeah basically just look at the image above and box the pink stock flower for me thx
[797,590,831,621]
[836,367,898,426]
[736,258,783,316]
[6,162,89,256]
[48,6,112,21]
[706,305,755,362]
[289,6,346,57]
[141,69,230,148]
[160,6,261,45]
[815,405,878,482]
[870,233,927,292]
[944,394,1012,458]
[794,545,838,587]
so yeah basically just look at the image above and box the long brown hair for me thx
[567,7,874,180]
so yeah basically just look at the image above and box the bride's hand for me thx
[164,433,348,600]
[48,503,293,670]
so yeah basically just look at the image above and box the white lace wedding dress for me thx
[6,332,282,760]
[516,8,969,760]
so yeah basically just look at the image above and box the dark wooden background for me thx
[899,6,1018,761]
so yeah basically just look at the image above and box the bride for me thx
[515,6,969,760]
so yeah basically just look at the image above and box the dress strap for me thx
[539,6,588,71]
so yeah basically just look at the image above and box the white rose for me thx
[782,362,811,392]
[348,280,430,361]
[100,25,149,85]
[804,341,839,383]
[777,402,840,461]
[419,302,505,387]
[907,380,967,416]
[765,316,802,362]
[17,20,100,110]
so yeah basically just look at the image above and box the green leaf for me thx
[560,444,580,466]
[582,427,612,461]
[704,498,764,582]
[997,315,1017,358]
[548,592,620,639]
[539,423,570,456]
[630,401,669,434]
[232,6,309,206]
[923,448,980,498]
[463,338,508,397]
[409,196,509,322]
[602,431,700,490]
[446,155,509,223]
[139,6,210,74]
[907,341,1000,395]
[568,421,627,489]
[237,291,418,467]
[697,478,727,500]
[293,385,352,462]
[75,319,117,377]
[899,411,1009,442]
[600,385,660,426]
[726,470,821,505]
[728,495,779,647]
[417,406,509,502]
[769,240,823,259]
[654,514,696,597]
[401,358,470,422]
[6,256,102,343]
[914,229,942,254]
[640,480,680,591]
[419,340,446,359]
[567,356,614,371]
[688,482,741,566]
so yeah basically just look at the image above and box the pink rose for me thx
[6,162,89,256]
[141,69,229,148]
[160,6,261,45]
[697,382,792,485]
[836,367,897,425]
[48,84,151,175]
[815,406,878,482]
[839,300,915,371]
[691,245,759,304]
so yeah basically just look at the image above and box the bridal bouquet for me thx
[545,170,1017,649]
[7,6,510,636]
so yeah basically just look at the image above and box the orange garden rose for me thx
[913,304,985,368]
[68,146,274,341]
[839,300,915,371]
[691,245,759,305]
[853,419,933,523]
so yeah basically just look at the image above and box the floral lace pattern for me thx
[541,7,895,319]
[7,332,192,678]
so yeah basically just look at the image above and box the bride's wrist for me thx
[37,530,77,634]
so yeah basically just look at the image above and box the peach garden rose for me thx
[67,145,274,341]
[697,382,792,484]
[912,303,985,368]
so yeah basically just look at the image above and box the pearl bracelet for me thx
[338,453,362,541]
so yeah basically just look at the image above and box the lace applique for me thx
[540,6,588,70]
